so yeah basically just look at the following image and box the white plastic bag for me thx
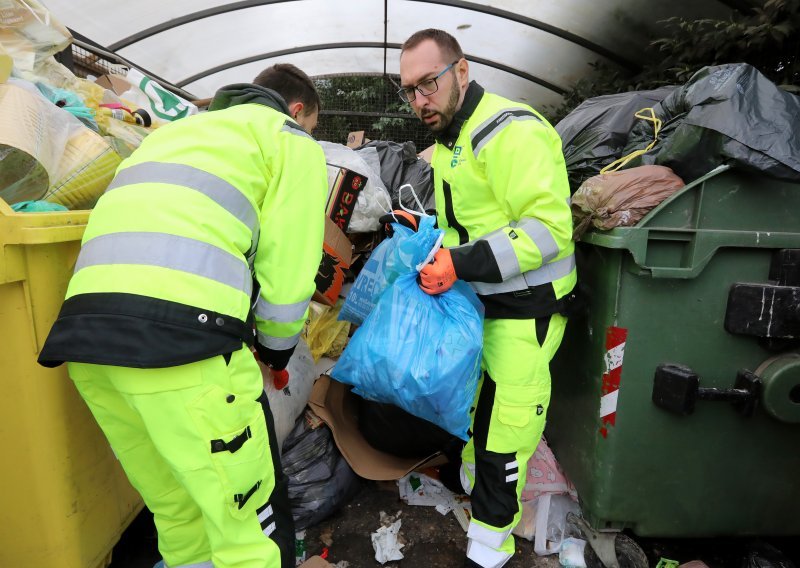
[319,141,390,233]
[123,68,198,125]
[533,493,581,556]
[0,0,71,75]
[261,339,315,452]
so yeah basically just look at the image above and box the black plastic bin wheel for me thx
[584,534,649,568]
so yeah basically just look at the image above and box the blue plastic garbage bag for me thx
[338,223,413,326]
[332,216,484,440]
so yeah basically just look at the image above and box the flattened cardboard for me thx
[299,555,332,567]
[346,130,369,149]
[418,144,435,163]
[308,375,446,481]
[313,216,353,306]
[95,74,133,96]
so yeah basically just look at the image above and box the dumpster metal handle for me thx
[652,363,762,417]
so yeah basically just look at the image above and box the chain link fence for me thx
[313,74,434,152]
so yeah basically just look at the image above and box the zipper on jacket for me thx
[442,180,469,245]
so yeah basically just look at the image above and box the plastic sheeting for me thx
[44,0,733,107]
[623,64,800,183]
[556,87,675,192]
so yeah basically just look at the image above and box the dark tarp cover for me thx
[555,87,675,192]
[622,63,800,183]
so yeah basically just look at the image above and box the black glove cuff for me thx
[255,342,296,371]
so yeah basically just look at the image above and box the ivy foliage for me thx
[545,0,800,124]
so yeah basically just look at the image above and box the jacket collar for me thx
[208,84,291,115]
[435,81,485,149]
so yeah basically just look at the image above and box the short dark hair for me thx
[253,63,321,114]
[401,29,464,62]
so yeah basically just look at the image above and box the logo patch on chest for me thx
[450,145,463,168]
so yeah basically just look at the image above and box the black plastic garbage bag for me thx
[555,87,675,192]
[741,541,796,568]
[357,395,466,495]
[622,63,800,184]
[282,411,361,530]
[356,140,434,210]
[357,396,463,460]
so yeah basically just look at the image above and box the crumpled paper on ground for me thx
[397,473,471,531]
[371,511,404,564]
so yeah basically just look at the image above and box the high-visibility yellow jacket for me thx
[39,84,328,369]
[431,82,576,319]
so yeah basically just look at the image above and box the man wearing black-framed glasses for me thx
[397,60,458,103]
[392,29,578,568]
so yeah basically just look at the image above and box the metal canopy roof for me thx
[46,0,735,107]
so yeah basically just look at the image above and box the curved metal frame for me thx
[109,0,648,93]
[109,0,636,70]
[176,41,566,94]
[108,0,735,94]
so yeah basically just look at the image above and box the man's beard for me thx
[420,79,460,134]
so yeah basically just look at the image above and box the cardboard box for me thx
[308,375,446,480]
[345,130,369,149]
[313,216,353,306]
[418,144,435,163]
[94,74,133,96]
[325,165,366,232]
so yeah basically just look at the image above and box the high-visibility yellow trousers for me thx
[69,345,294,568]
[461,314,567,568]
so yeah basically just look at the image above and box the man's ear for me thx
[288,101,305,119]
[456,58,469,89]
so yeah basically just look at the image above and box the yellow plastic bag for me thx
[303,300,351,362]
[43,127,122,210]
[0,0,72,75]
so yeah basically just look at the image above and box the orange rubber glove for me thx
[419,248,457,295]
[378,210,419,236]
[270,368,289,390]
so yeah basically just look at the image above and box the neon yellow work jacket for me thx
[39,84,328,369]
[431,82,576,319]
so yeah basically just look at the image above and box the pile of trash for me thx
[0,5,582,562]
[557,63,800,235]
[0,0,197,211]
[264,131,587,566]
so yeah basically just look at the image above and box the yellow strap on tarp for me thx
[600,107,662,174]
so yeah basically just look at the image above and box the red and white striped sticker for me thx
[599,326,628,438]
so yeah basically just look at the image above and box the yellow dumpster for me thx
[0,197,142,567]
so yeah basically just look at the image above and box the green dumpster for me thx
[548,165,800,539]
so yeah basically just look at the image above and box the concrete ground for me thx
[109,480,799,568]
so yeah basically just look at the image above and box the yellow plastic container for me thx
[0,197,142,567]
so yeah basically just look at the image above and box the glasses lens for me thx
[398,88,414,102]
[417,78,438,96]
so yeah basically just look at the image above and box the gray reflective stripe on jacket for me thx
[281,120,314,140]
[75,232,252,296]
[106,161,261,257]
[254,294,311,323]
[512,218,559,263]
[471,108,540,157]
[452,217,561,282]
[472,227,520,281]
[257,329,301,351]
[468,254,576,296]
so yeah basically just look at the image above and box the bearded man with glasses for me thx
[391,28,579,568]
